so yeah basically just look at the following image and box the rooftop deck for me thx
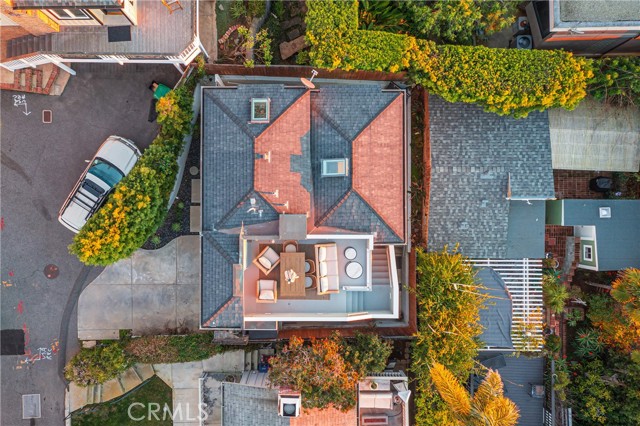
[242,236,398,321]
[50,0,194,55]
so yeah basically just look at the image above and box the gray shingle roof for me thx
[476,353,544,426]
[201,232,242,327]
[319,191,402,243]
[222,383,290,426]
[428,96,554,258]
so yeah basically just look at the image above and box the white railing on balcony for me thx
[469,258,544,351]
[0,35,202,72]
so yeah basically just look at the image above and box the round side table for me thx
[344,247,357,260]
[346,261,363,279]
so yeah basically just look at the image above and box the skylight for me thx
[251,98,270,123]
[322,158,349,177]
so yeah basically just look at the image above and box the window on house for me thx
[583,245,593,262]
[251,98,270,123]
[322,158,349,177]
[49,9,91,20]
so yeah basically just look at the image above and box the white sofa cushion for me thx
[319,262,328,277]
[318,246,326,262]
[258,256,272,270]
[326,275,339,290]
[263,247,280,264]
[320,277,328,293]
[259,289,274,300]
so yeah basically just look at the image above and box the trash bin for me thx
[589,176,612,193]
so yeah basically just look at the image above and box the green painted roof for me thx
[562,200,640,271]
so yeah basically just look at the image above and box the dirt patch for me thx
[411,88,429,247]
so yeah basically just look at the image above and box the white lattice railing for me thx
[1,35,202,72]
[469,258,544,351]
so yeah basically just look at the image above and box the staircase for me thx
[0,65,61,95]
[371,247,390,285]
[6,34,53,59]
[347,291,364,313]
[69,364,155,412]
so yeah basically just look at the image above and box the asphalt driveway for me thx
[0,63,180,426]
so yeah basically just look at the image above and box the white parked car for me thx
[58,136,141,233]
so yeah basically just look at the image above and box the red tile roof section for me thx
[291,407,357,426]
[254,91,311,215]
[352,94,405,240]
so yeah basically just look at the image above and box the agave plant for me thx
[575,328,604,359]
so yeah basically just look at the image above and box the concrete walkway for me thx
[77,235,200,340]
[68,350,245,426]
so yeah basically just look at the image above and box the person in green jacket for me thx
[149,81,171,100]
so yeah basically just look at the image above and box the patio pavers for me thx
[77,236,201,338]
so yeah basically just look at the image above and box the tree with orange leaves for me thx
[268,335,360,411]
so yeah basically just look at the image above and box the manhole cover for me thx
[189,166,199,176]
[44,264,59,279]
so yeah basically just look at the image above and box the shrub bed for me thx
[588,56,640,107]
[65,332,222,386]
[305,0,592,117]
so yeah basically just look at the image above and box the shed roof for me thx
[475,353,545,426]
[562,199,640,270]
[549,98,640,172]
[428,96,554,258]
[559,0,640,22]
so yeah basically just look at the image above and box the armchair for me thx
[256,279,278,303]
[253,246,280,275]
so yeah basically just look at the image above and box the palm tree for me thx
[429,362,519,426]
[611,268,640,325]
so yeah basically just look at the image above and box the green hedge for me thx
[412,44,592,118]
[69,61,204,266]
[305,0,592,117]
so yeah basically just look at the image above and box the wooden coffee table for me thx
[279,252,306,298]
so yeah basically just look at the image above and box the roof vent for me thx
[278,394,301,417]
[599,207,611,219]
[251,98,270,123]
[322,158,349,177]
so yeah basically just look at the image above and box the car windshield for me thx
[87,159,124,188]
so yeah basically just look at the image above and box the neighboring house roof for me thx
[11,0,120,9]
[558,0,640,24]
[201,83,407,327]
[561,199,640,270]
[475,353,545,426]
[427,95,554,258]
[222,383,289,426]
[475,268,513,349]
[549,98,640,172]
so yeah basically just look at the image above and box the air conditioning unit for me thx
[515,35,533,49]
[278,394,301,417]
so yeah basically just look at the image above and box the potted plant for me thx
[369,381,378,390]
